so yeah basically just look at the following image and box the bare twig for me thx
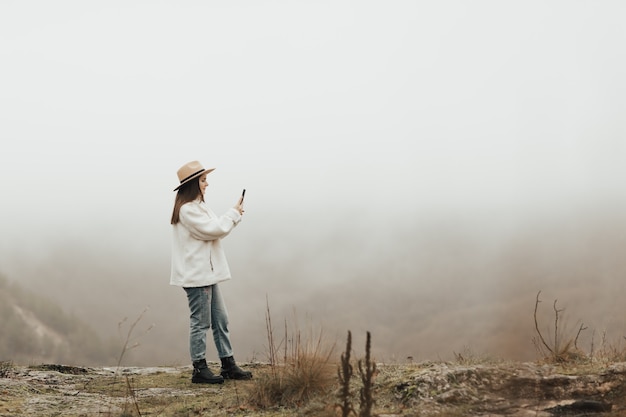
[534,291,553,355]
[108,307,153,416]
[284,317,288,365]
[116,307,154,369]
[553,299,563,354]
[125,376,142,416]
[534,291,589,362]
[574,323,587,350]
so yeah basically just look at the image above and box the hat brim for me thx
[173,168,215,191]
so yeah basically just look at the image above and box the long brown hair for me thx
[170,177,204,224]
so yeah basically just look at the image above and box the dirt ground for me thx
[1,360,626,417]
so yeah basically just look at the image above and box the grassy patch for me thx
[247,299,336,410]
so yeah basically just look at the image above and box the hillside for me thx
[0,274,118,366]
[1,359,626,416]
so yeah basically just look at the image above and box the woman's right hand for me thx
[235,197,245,215]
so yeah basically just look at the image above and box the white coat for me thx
[170,199,242,288]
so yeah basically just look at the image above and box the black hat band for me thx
[180,169,204,184]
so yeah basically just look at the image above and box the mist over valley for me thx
[3,203,626,367]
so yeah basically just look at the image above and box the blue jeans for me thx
[184,284,233,362]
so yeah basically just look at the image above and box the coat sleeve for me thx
[179,202,241,241]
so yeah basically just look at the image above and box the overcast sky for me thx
[2,1,626,239]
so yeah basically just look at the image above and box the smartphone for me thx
[241,188,246,201]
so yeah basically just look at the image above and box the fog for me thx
[2,1,626,365]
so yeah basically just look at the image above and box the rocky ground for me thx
[1,360,626,416]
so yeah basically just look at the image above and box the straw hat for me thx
[173,160,215,191]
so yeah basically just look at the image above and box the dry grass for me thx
[533,290,590,363]
[0,360,13,378]
[532,290,626,367]
[247,298,336,409]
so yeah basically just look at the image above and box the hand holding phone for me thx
[238,189,246,206]
[236,189,246,215]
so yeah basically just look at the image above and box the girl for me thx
[170,160,252,384]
